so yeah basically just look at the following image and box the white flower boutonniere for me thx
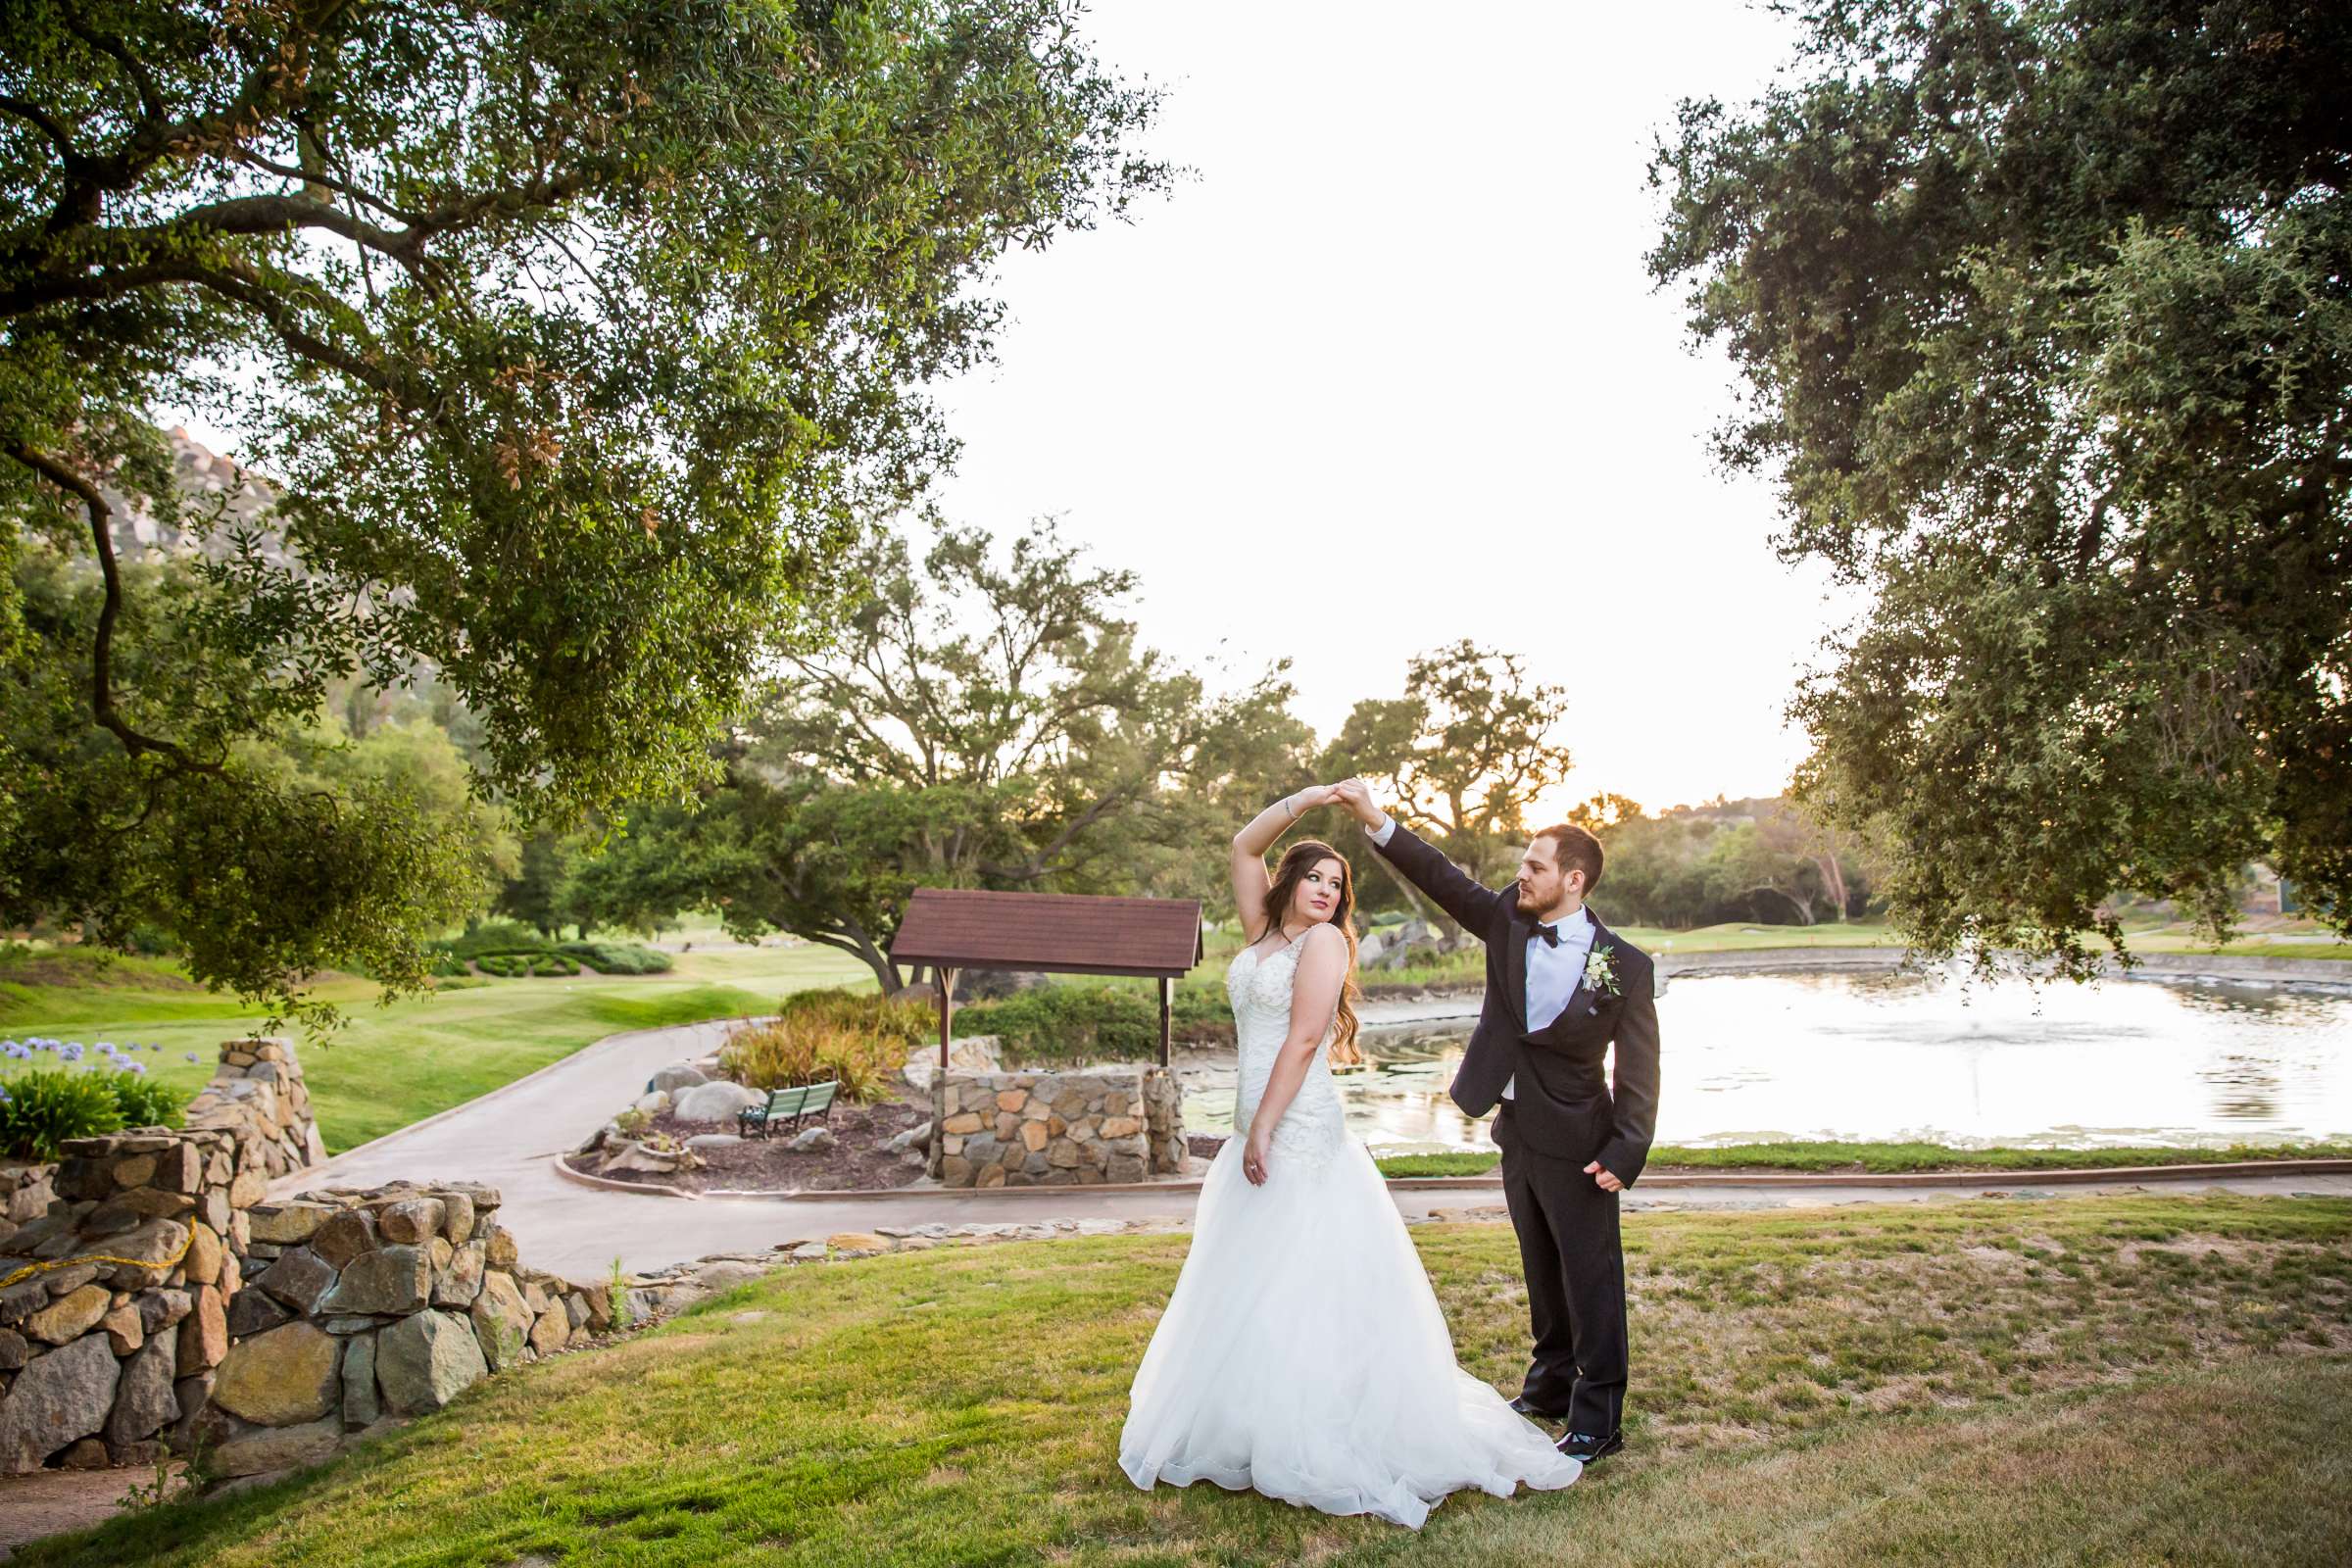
[1584,946,1621,998]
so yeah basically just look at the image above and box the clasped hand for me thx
[1243,1125,1272,1185]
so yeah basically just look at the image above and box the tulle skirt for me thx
[1117,1135,1581,1529]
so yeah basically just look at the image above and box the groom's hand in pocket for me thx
[1584,1160,1624,1193]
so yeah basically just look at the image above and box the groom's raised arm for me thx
[1334,782,1508,936]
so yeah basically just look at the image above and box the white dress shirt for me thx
[1367,814,1593,1099]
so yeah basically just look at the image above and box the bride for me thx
[1117,784,1582,1528]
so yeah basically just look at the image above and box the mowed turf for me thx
[24,1194,2352,1567]
[0,944,871,1152]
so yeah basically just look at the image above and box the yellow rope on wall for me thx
[0,1217,199,1294]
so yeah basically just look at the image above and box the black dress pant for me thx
[1494,1100,1627,1437]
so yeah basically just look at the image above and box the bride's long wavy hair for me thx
[1259,840,1363,1065]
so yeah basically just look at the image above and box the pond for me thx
[1178,968,2352,1154]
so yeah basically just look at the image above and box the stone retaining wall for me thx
[929,1068,1185,1188]
[0,1036,325,1473]
[181,1180,616,1480]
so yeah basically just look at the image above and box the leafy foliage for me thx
[950,982,1163,1064]
[0,0,1166,1025]
[718,994,914,1102]
[557,941,671,975]
[0,1066,124,1159]
[568,522,1304,988]
[1649,0,2352,976]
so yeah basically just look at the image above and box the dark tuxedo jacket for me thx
[1370,822,1662,1185]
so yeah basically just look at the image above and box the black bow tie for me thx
[1535,921,1563,948]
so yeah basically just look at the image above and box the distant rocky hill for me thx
[99,426,300,570]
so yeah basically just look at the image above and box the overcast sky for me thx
[927,1,1854,815]
[173,1,1851,816]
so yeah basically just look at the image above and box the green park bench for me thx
[737,1079,839,1140]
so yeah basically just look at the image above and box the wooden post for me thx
[1158,975,1173,1068]
[937,966,957,1074]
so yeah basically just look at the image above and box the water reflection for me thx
[1180,970,2352,1154]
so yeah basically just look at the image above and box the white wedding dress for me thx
[1117,931,1581,1528]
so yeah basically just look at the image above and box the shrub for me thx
[952,983,1161,1063]
[720,1013,901,1103]
[775,987,931,1049]
[103,1069,185,1130]
[475,954,530,979]
[440,919,548,959]
[427,953,471,978]
[0,1067,126,1160]
[559,942,673,975]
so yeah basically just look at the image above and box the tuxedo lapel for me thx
[1500,907,1531,1031]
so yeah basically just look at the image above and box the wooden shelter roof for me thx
[889,889,1203,979]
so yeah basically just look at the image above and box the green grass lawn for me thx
[0,943,869,1153]
[23,1193,2350,1566]
[1372,1140,2352,1179]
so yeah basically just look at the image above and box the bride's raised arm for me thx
[1230,785,1339,944]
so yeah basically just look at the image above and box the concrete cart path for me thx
[272,1014,2352,1278]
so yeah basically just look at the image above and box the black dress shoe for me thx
[1557,1429,1624,1462]
[1508,1394,1568,1423]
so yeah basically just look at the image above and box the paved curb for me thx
[550,1152,701,1200]
[551,1153,2352,1204]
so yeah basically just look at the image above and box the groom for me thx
[1333,779,1659,1463]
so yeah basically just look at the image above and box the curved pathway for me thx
[272,1010,2352,1279]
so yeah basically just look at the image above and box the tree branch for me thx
[7,442,225,776]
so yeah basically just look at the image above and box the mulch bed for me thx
[569,1087,933,1194]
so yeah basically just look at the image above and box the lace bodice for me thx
[1226,934,1350,1171]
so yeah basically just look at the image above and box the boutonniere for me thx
[1583,946,1621,998]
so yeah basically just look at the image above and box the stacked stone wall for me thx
[929,1068,1185,1188]
[182,1180,616,1480]
[0,1036,323,1473]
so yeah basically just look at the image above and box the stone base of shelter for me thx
[929,1069,1184,1188]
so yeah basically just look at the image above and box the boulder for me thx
[255,1246,339,1314]
[211,1415,341,1478]
[632,1091,670,1116]
[468,1272,533,1372]
[685,1133,741,1152]
[440,1191,476,1247]
[432,1240,487,1308]
[211,1320,340,1426]
[671,1081,763,1123]
[785,1125,837,1153]
[649,1063,708,1095]
[318,1246,432,1315]
[377,1309,487,1414]
[341,1330,379,1428]
[24,1284,110,1346]
[376,1198,445,1246]
[177,1284,228,1372]
[103,1333,179,1447]
[246,1202,332,1246]
[310,1207,379,1268]
[0,1334,120,1472]
[226,1288,294,1338]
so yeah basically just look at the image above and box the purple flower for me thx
[185,1052,200,1063]
[120,1060,146,1075]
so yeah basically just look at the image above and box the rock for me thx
[255,1247,339,1314]
[790,1242,828,1261]
[527,1304,567,1354]
[468,1273,533,1372]
[597,1140,692,1175]
[138,1289,192,1336]
[24,1284,110,1346]
[785,1125,837,1152]
[478,1224,518,1270]
[184,1221,224,1285]
[60,1435,111,1468]
[226,1287,294,1338]
[376,1199,445,1246]
[377,1310,488,1414]
[1019,1122,1050,1152]
[102,1301,143,1355]
[310,1207,378,1269]
[211,1321,340,1426]
[689,1259,770,1294]
[104,1334,179,1446]
[211,1415,341,1478]
[649,1064,708,1095]
[825,1233,890,1253]
[0,1329,24,1370]
[246,1202,332,1246]
[433,1241,486,1308]
[1099,1116,1144,1139]
[318,1246,432,1315]
[0,1334,120,1472]
[685,1133,741,1151]
[1106,1152,1147,1183]
[177,1285,227,1372]
[440,1191,475,1247]
[227,1168,269,1208]
[671,1081,763,1123]
[341,1330,379,1428]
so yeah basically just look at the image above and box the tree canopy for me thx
[568,521,1304,989]
[0,0,1163,1022]
[1649,0,2351,975]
